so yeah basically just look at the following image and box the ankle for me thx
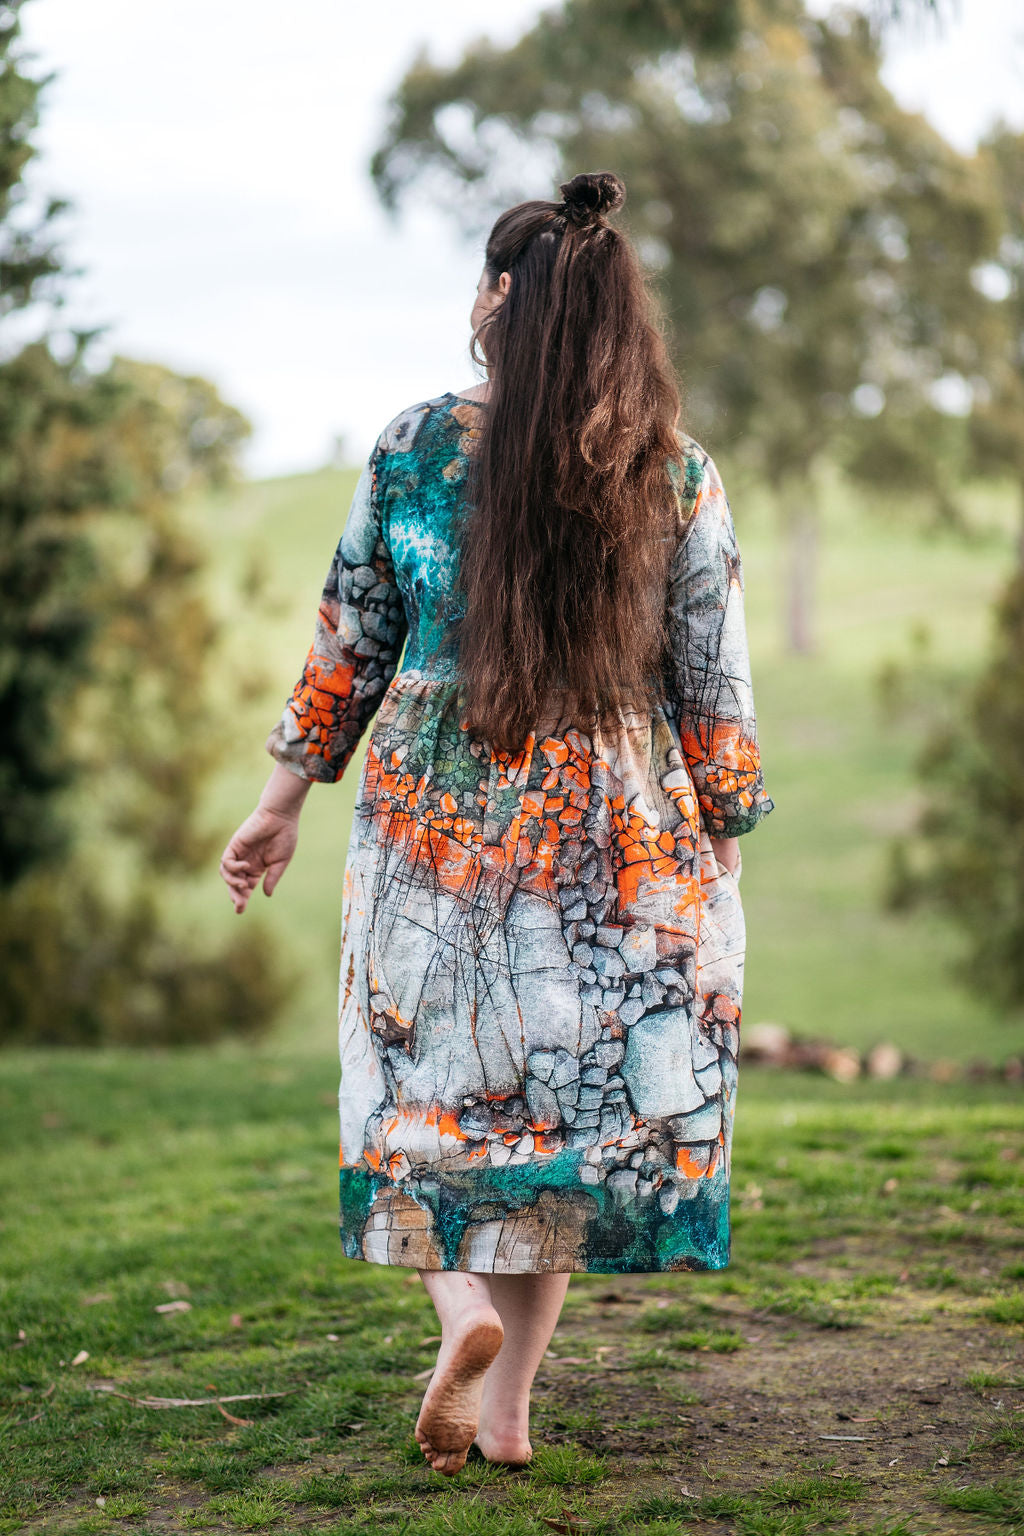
[479,1391,531,1431]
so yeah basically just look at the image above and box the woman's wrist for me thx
[258,761,314,819]
[710,834,740,877]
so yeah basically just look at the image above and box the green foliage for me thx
[0,3,289,1045]
[0,868,287,1046]
[0,0,66,316]
[969,127,1024,486]
[883,128,1024,1021]
[899,571,1024,1011]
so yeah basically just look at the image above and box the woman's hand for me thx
[220,805,300,914]
[219,763,313,914]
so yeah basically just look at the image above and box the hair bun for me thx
[559,171,626,228]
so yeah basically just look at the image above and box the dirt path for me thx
[521,1270,1023,1530]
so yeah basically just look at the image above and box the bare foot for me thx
[473,1418,533,1467]
[415,1304,504,1475]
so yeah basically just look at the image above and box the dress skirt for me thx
[334,674,749,1274]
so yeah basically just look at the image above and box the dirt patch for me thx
[518,1267,1022,1529]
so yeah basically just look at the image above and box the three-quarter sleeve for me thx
[665,450,774,838]
[265,434,408,783]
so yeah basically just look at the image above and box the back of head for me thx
[456,171,685,754]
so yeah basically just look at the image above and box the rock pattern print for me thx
[266,391,774,1274]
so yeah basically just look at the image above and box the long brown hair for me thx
[454,170,685,754]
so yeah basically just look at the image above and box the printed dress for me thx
[266,391,774,1274]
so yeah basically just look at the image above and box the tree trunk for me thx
[784,499,818,655]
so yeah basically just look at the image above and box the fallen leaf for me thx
[326,1334,339,1342]
[154,1300,191,1314]
[542,1512,591,1533]
[936,1456,949,1467]
[216,1402,253,1427]
[230,1314,243,1328]
[71,1350,90,1366]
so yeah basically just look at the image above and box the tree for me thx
[370,0,1004,652]
[966,127,1024,561]
[890,126,1024,1015]
[0,0,289,1044]
[896,572,1024,1011]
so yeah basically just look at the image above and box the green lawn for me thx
[1,1050,1021,1533]
[180,456,1022,1061]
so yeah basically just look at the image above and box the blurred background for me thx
[3,0,1024,1076]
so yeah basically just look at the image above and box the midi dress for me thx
[266,390,774,1275]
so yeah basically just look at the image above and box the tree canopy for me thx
[370,0,1007,649]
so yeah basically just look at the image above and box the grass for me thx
[157,452,1024,1062]
[1,1049,1022,1533]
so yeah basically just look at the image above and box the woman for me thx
[220,171,773,1476]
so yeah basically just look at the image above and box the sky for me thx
[14,0,1024,478]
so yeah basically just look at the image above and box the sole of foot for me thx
[415,1307,505,1476]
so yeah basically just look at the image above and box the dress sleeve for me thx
[665,450,774,838]
[264,433,408,783]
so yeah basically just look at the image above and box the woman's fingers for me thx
[219,807,300,913]
[219,858,251,888]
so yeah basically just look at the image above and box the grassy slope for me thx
[186,457,1021,1060]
